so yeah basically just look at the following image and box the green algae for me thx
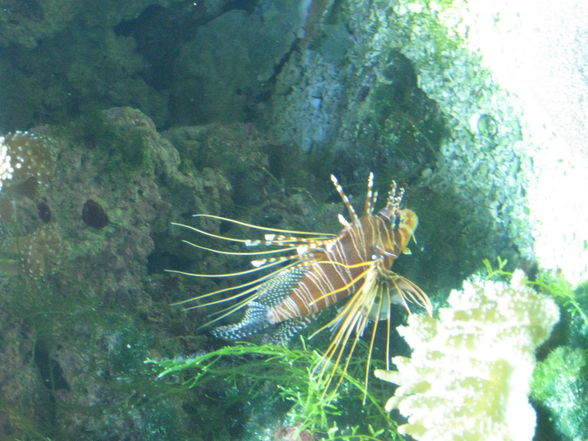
[531,346,588,441]
[0,107,208,441]
[483,257,588,330]
[71,109,153,174]
[148,339,403,441]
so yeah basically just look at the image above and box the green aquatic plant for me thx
[146,339,402,440]
[481,255,510,280]
[482,257,588,327]
[531,273,587,328]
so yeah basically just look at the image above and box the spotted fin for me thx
[255,266,308,307]
[211,266,308,340]
[211,301,270,340]
[263,317,311,345]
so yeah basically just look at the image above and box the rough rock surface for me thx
[0,107,240,440]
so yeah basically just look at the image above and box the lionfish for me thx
[170,172,432,391]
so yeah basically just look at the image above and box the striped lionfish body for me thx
[171,173,432,390]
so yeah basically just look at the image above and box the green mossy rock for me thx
[532,346,588,441]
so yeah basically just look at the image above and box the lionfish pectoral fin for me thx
[389,291,405,306]
[366,299,391,322]
[386,272,432,316]
[210,301,270,340]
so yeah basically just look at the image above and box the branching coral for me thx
[375,270,559,441]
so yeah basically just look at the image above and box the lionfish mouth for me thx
[168,172,432,395]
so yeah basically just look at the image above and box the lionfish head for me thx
[395,208,418,251]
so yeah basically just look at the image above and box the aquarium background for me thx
[0,0,586,440]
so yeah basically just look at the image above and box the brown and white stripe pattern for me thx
[172,172,427,343]
[171,172,431,393]
[266,206,417,324]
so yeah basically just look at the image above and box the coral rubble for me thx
[376,270,559,441]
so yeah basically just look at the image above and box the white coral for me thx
[0,136,15,191]
[375,270,559,441]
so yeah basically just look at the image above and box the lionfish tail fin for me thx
[211,301,270,340]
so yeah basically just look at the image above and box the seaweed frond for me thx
[482,257,587,328]
[481,256,510,280]
[530,272,588,328]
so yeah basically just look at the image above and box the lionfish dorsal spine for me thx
[330,174,359,224]
[386,180,405,212]
[363,171,376,215]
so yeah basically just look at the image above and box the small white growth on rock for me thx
[0,136,15,190]
[375,270,559,441]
